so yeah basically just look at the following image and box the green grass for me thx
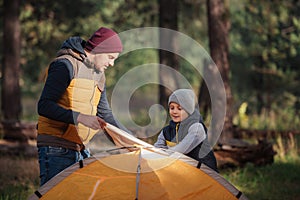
[0,157,39,200]
[220,157,300,200]
[220,133,300,200]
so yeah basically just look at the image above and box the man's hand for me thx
[77,113,107,130]
[97,117,107,129]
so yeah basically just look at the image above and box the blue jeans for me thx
[38,146,90,186]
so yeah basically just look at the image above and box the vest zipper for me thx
[175,123,180,144]
[86,71,97,139]
[90,71,97,115]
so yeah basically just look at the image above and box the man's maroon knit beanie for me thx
[85,27,123,54]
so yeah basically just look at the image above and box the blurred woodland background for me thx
[0,0,300,199]
[1,0,300,131]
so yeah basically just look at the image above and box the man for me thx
[37,27,127,185]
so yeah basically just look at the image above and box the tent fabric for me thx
[29,123,248,200]
[104,124,199,167]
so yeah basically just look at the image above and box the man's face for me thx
[92,52,119,72]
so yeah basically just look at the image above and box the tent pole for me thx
[135,148,142,200]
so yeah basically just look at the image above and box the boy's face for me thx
[169,102,189,123]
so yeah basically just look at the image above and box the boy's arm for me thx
[169,123,206,154]
[154,130,168,149]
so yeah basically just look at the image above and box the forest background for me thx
[0,0,300,199]
[1,0,300,132]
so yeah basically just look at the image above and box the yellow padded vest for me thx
[38,54,105,145]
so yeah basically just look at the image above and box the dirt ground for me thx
[0,139,37,157]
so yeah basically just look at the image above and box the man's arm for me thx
[97,87,131,133]
[37,60,79,124]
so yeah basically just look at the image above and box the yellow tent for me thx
[29,124,247,200]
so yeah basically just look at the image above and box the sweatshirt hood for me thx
[60,36,86,55]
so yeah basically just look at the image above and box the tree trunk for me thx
[158,0,180,109]
[2,0,21,121]
[198,59,212,118]
[207,0,234,142]
[2,0,24,141]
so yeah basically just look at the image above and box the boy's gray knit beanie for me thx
[168,89,195,115]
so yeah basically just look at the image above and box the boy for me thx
[154,89,218,172]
